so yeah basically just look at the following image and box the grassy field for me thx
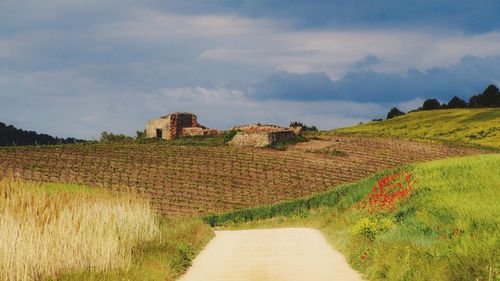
[205,154,500,281]
[0,179,213,281]
[51,218,213,281]
[325,108,500,149]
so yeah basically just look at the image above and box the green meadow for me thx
[326,109,500,149]
[206,154,500,281]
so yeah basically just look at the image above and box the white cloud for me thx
[6,6,500,78]
[396,98,425,112]
[1,3,500,138]
[141,86,386,131]
[199,28,500,77]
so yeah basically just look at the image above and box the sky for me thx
[1,0,500,139]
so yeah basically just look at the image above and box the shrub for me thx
[135,130,146,139]
[352,217,395,239]
[386,107,405,119]
[100,131,134,143]
[289,121,318,132]
[222,130,239,143]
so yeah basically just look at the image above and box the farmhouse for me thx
[145,112,220,140]
[228,124,300,148]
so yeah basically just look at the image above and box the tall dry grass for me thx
[0,177,159,281]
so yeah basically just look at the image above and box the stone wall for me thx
[232,124,288,133]
[145,118,170,139]
[229,130,296,148]
[182,127,223,137]
[181,127,205,136]
[146,112,198,140]
[269,130,296,144]
[228,132,270,147]
[172,113,197,137]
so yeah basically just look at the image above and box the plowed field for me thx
[0,136,484,216]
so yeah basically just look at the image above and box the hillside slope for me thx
[206,154,500,281]
[327,108,500,148]
[0,138,485,216]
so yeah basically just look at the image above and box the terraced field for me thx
[0,136,485,216]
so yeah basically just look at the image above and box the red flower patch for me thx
[357,171,416,214]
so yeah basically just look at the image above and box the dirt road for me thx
[178,228,364,281]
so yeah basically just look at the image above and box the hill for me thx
[326,108,500,148]
[0,138,485,216]
[0,122,85,146]
[205,154,500,281]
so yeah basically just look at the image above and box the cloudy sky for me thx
[1,0,500,139]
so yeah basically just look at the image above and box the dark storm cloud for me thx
[252,56,500,102]
[153,0,500,33]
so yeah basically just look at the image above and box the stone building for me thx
[145,112,220,140]
[228,124,299,148]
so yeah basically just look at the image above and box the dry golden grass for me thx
[0,177,159,281]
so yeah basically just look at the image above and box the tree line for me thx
[386,84,500,119]
[0,122,85,147]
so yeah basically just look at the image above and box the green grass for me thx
[205,154,500,281]
[324,108,500,149]
[268,135,308,150]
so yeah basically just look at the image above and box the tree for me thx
[386,107,406,119]
[136,130,146,139]
[447,96,467,108]
[289,121,304,127]
[289,121,318,132]
[469,84,500,108]
[100,131,133,143]
[422,98,441,110]
[0,121,85,146]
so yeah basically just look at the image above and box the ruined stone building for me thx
[145,112,220,140]
[228,124,300,148]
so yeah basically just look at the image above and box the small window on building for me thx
[156,129,162,138]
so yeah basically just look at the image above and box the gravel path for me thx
[178,228,364,281]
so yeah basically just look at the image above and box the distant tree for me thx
[422,98,442,110]
[447,96,467,108]
[289,121,304,127]
[469,84,500,108]
[135,130,146,139]
[289,121,318,132]
[0,122,85,146]
[305,125,319,132]
[386,107,406,119]
[100,131,133,143]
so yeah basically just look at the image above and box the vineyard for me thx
[0,136,485,216]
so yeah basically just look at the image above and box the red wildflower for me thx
[356,171,415,214]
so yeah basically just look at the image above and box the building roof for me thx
[159,112,197,119]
